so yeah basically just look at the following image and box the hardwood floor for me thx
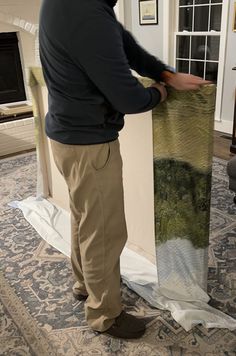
[214,131,235,161]
[0,148,36,160]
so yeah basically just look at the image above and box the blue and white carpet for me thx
[0,152,236,355]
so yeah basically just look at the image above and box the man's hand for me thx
[166,73,212,91]
[151,82,167,102]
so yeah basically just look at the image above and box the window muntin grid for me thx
[179,2,222,31]
[179,0,222,5]
[176,35,220,80]
[176,0,222,82]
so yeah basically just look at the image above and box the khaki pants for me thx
[50,139,128,332]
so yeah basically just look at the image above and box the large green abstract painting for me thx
[152,84,216,299]
[153,86,215,249]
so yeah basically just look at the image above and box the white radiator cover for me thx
[0,117,35,157]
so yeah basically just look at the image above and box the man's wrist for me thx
[160,70,176,84]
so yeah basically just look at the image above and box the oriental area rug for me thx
[0,152,236,355]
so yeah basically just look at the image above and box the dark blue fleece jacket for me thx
[39,0,167,144]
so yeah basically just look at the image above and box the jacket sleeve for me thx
[120,24,167,82]
[68,13,161,114]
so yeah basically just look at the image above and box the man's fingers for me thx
[181,78,212,90]
[200,80,212,85]
[188,77,212,85]
[166,72,213,91]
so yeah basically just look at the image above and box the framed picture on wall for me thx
[139,0,158,25]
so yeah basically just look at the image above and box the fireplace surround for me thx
[0,32,33,123]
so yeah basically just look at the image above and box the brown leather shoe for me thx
[103,311,146,339]
[73,292,88,301]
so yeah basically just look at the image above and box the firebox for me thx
[0,32,26,105]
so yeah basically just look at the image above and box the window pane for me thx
[211,0,222,3]
[179,0,193,5]
[195,0,209,4]
[205,62,218,82]
[210,5,222,31]
[190,61,205,78]
[176,60,189,73]
[191,36,206,60]
[176,36,190,58]
[194,6,209,31]
[206,36,220,60]
[179,7,193,31]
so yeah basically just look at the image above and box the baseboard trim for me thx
[214,120,233,135]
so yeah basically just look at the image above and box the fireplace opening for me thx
[0,32,26,105]
[0,32,33,123]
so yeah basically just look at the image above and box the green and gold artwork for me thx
[139,78,216,250]
[152,85,216,249]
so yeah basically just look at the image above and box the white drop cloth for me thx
[9,196,236,331]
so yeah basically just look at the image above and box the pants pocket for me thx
[89,142,111,171]
[50,139,74,178]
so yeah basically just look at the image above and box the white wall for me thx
[124,0,164,61]
[114,0,125,24]
[0,0,40,23]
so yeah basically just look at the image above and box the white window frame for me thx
[170,0,229,122]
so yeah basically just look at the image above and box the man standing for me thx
[39,0,209,339]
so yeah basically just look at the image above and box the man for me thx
[39,0,210,339]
